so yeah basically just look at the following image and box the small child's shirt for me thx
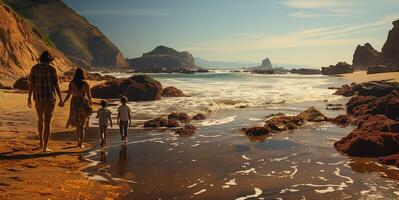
[97,107,112,127]
[117,104,131,122]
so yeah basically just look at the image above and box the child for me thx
[117,96,131,143]
[96,100,113,146]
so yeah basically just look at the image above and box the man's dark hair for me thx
[100,100,108,107]
[121,96,128,104]
[39,51,54,63]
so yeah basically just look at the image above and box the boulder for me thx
[144,117,169,128]
[346,93,399,120]
[298,107,328,122]
[193,113,206,120]
[175,124,197,136]
[168,112,192,123]
[264,115,304,132]
[352,43,381,71]
[321,62,354,75]
[162,86,185,97]
[243,127,270,136]
[13,77,29,90]
[167,119,180,128]
[331,115,354,127]
[334,115,399,157]
[91,75,162,101]
[333,84,355,97]
[379,153,399,167]
[352,80,399,97]
[290,68,321,75]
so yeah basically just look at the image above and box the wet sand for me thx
[77,100,399,199]
[0,80,129,200]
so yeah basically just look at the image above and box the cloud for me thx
[183,15,397,52]
[78,9,171,17]
[281,0,358,18]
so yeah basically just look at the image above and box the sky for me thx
[64,0,399,67]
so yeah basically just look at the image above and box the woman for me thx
[63,68,93,148]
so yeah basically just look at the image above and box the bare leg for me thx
[76,127,82,147]
[119,122,124,140]
[35,102,44,148]
[80,126,86,148]
[42,114,52,152]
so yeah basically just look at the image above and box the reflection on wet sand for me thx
[79,108,399,199]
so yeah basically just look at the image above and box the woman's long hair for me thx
[72,68,86,89]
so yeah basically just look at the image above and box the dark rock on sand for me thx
[333,84,355,97]
[175,124,197,136]
[13,77,29,90]
[321,62,354,75]
[347,92,399,120]
[91,75,162,101]
[168,112,192,123]
[367,65,399,74]
[331,115,354,127]
[334,115,399,157]
[353,80,399,97]
[162,86,185,97]
[353,43,381,71]
[290,68,321,75]
[243,127,271,136]
[298,107,328,122]
[193,113,206,120]
[167,119,180,128]
[379,153,399,167]
[264,115,304,132]
[144,117,169,128]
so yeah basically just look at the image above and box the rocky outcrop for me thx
[331,115,354,127]
[251,69,274,74]
[167,112,192,123]
[243,127,270,136]
[334,115,399,157]
[13,77,29,90]
[193,113,206,120]
[379,153,399,167]
[321,62,354,75]
[162,86,185,97]
[352,43,381,71]
[290,68,321,75]
[175,124,197,136]
[4,0,128,68]
[333,84,356,97]
[379,19,399,66]
[260,58,273,69]
[332,80,399,158]
[91,75,162,101]
[128,46,202,73]
[0,3,73,78]
[367,65,399,74]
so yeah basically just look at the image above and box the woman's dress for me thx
[66,81,93,128]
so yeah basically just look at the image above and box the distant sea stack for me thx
[128,46,202,73]
[4,0,128,68]
[260,57,273,69]
[352,43,381,71]
[379,19,399,66]
[0,3,73,78]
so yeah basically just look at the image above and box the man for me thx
[28,51,64,152]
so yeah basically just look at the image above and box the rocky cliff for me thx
[128,46,200,73]
[352,43,381,71]
[4,0,128,68]
[0,3,73,78]
[379,19,399,66]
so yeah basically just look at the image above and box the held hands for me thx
[58,100,64,107]
[28,98,32,108]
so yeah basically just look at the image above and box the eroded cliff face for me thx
[352,43,381,71]
[380,20,399,66]
[0,3,73,78]
[4,0,128,68]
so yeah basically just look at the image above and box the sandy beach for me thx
[342,71,399,83]
[0,80,129,200]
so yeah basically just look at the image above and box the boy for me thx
[117,96,131,143]
[96,100,113,146]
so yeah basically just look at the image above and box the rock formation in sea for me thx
[260,57,273,69]
[91,75,163,101]
[321,62,354,75]
[352,43,381,71]
[128,46,202,73]
[0,3,73,78]
[379,19,399,66]
[4,0,128,68]
[162,86,186,97]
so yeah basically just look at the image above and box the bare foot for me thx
[79,144,85,148]
[43,148,53,152]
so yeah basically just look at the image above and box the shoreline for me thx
[340,71,399,83]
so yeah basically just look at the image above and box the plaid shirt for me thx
[29,63,60,102]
